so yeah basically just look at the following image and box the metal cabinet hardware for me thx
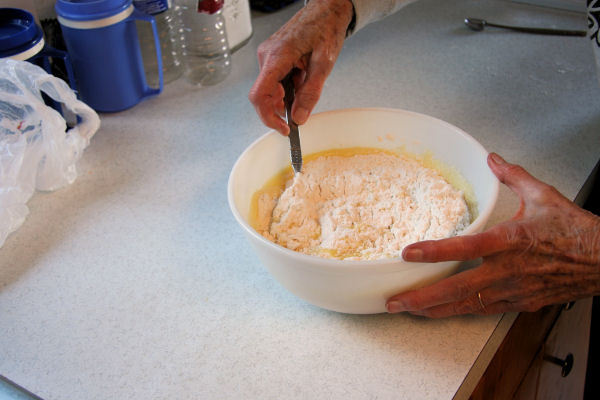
[543,353,574,377]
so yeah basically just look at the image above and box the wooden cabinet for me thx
[514,298,592,400]
[470,298,592,400]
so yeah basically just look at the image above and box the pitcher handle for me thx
[128,8,164,97]
[37,46,77,92]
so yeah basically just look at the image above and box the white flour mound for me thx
[258,152,470,260]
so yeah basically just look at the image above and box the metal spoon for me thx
[281,69,303,174]
[464,17,586,36]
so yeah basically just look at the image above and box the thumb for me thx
[487,153,549,198]
[291,73,324,126]
[292,47,338,125]
[487,152,573,220]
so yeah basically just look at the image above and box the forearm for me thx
[305,0,419,36]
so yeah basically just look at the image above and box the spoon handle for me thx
[486,22,586,36]
[281,69,303,175]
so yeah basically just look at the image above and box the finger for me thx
[470,287,519,315]
[405,284,517,318]
[291,76,324,125]
[408,280,579,318]
[292,46,339,125]
[410,290,486,318]
[487,284,581,314]
[248,69,290,135]
[487,153,569,207]
[386,265,493,312]
[472,300,516,315]
[487,153,539,193]
[402,223,516,262]
[409,274,530,317]
[414,298,515,318]
[467,293,557,316]
[509,289,578,313]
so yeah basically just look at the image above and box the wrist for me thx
[305,0,355,36]
[344,0,357,36]
[335,0,356,36]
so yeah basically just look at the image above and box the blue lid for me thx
[0,8,44,58]
[55,0,132,21]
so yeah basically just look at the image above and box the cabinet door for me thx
[515,298,592,400]
[471,305,562,399]
[535,298,592,400]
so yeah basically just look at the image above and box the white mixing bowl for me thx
[228,108,499,314]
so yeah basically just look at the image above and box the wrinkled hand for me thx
[386,153,600,318]
[248,0,353,135]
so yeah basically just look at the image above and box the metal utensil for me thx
[281,70,303,174]
[464,17,586,36]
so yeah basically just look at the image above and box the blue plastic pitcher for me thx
[55,0,163,112]
[0,8,76,90]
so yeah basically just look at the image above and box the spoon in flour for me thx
[281,69,303,174]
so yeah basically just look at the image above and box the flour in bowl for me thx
[253,149,471,260]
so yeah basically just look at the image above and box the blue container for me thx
[55,0,163,112]
[0,8,76,90]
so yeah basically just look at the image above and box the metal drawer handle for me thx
[543,353,574,377]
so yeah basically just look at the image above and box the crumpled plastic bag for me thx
[0,59,100,247]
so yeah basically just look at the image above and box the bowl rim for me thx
[227,107,500,271]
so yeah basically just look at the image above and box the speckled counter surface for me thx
[1,1,598,399]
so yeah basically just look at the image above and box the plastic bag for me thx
[0,59,100,247]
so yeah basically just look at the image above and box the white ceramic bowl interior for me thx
[228,108,499,314]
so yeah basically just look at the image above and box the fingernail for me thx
[386,301,406,313]
[402,248,423,261]
[295,107,309,124]
[489,153,505,165]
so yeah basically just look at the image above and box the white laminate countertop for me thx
[1,1,598,399]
